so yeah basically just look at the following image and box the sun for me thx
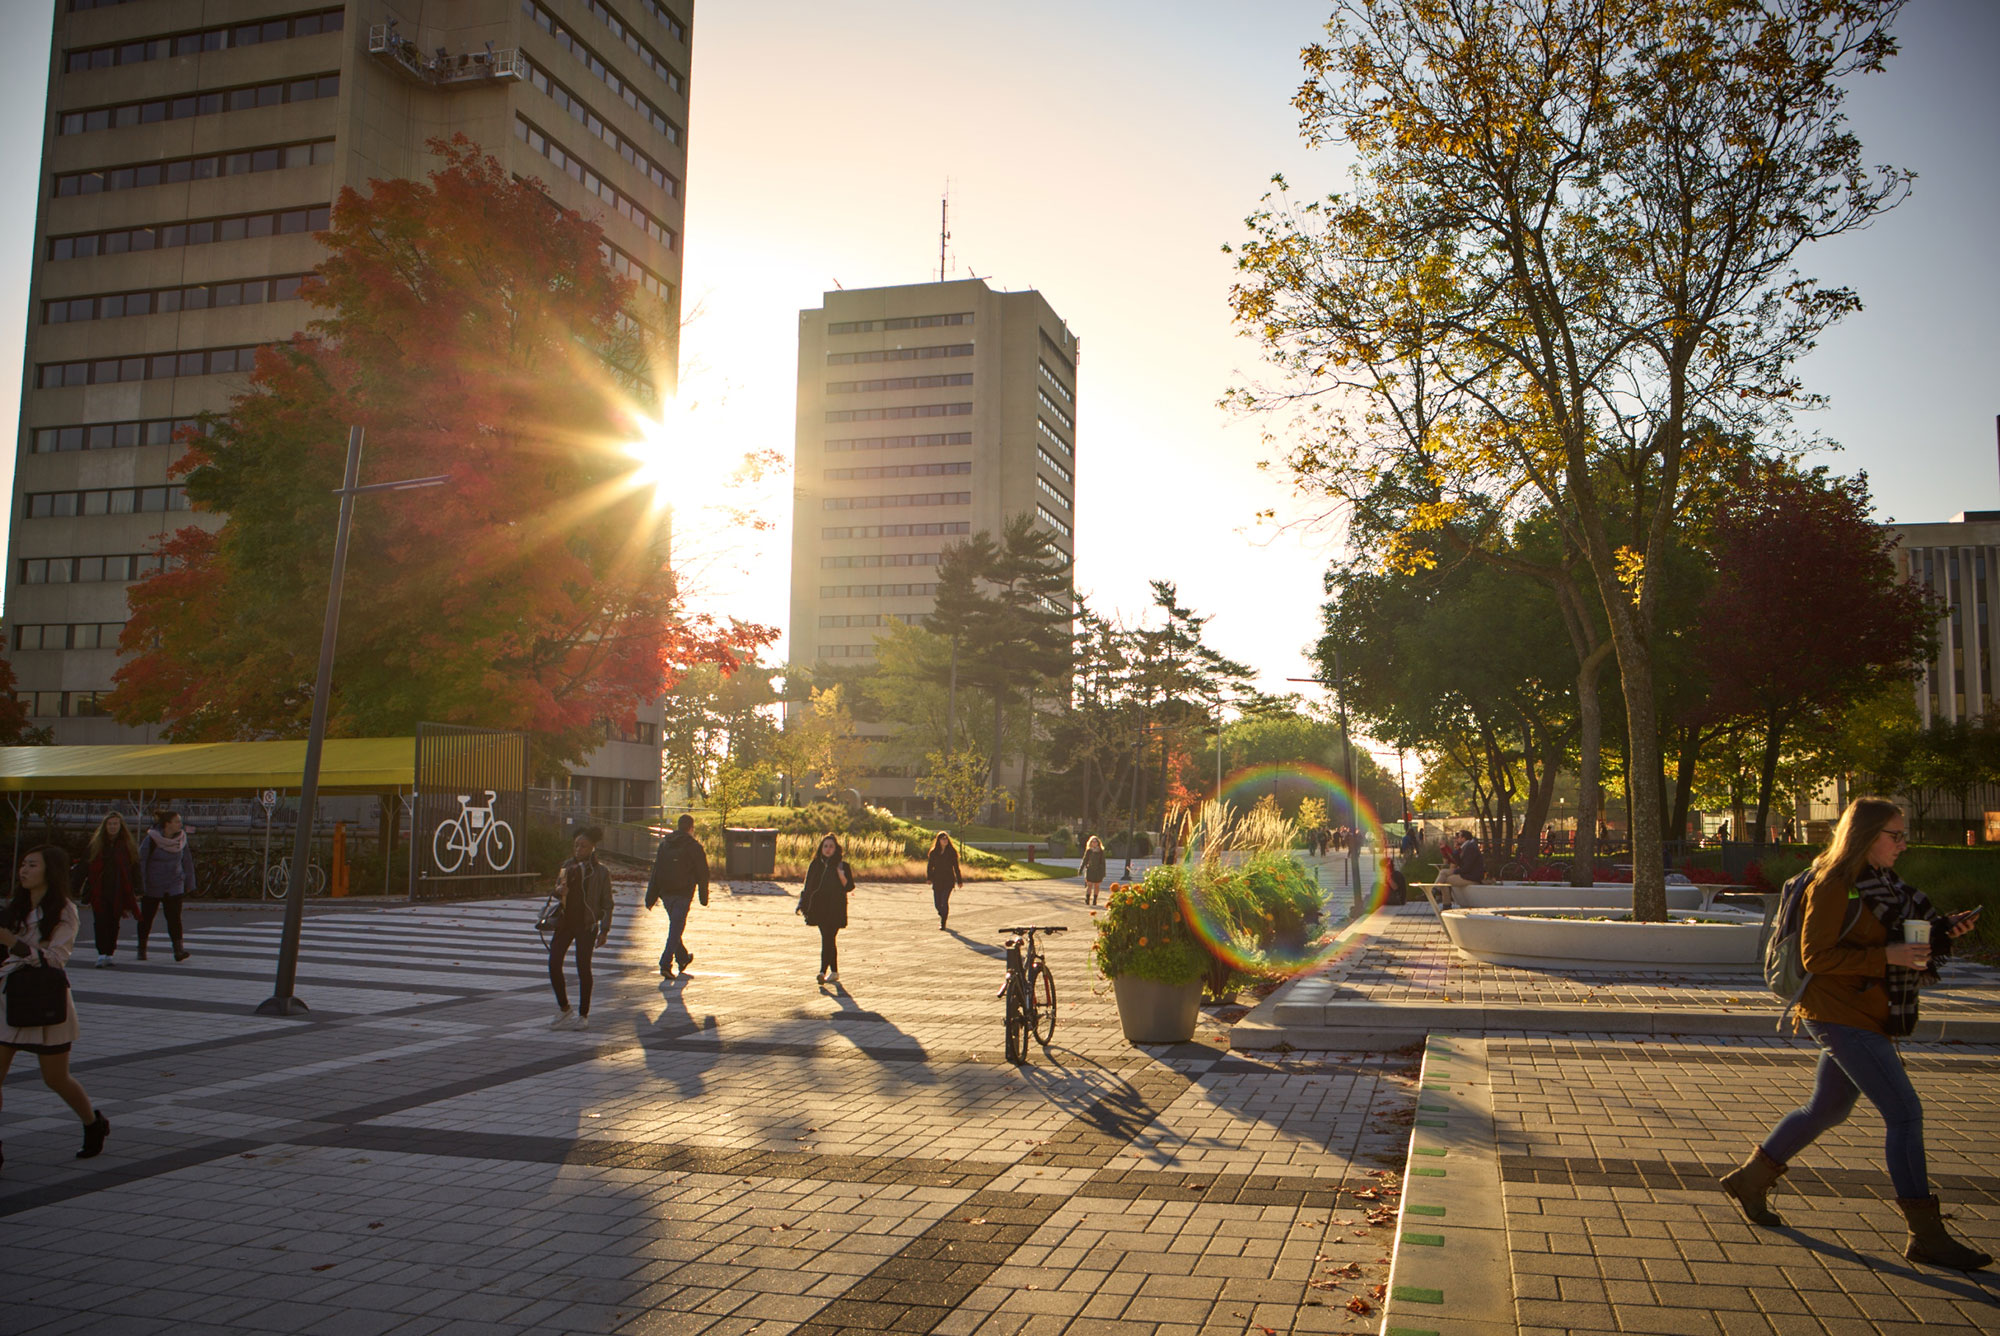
[622,411,678,507]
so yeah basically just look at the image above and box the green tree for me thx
[709,758,771,828]
[916,748,1008,829]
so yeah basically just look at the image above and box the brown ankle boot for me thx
[1720,1147,1787,1226]
[1898,1196,1992,1270]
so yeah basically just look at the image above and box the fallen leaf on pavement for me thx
[1345,1296,1372,1315]
[311,1264,336,1272]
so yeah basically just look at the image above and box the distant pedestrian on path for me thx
[83,811,140,968]
[1,846,111,1164]
[1722,797,1988,1270]
[797,834,854,984]
[646,814,710,979]
[927,832,962,930]
[548,827,612,1031]
[1081,835,1107,907]
[136,810,195,962]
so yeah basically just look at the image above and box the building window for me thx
[1036,475,1071,511]
[820,553,943,569]
[820,613,928,628]
[14,624,127,652]
[817,644,878,659]
[825,403,971,424]
[1039,360,1075,404]
[32,418,200,454]
[45,274,309,326]
[1039,329,1076,380]
[50,206,331,262]
[822,523,969,539]
[525,1,685,110]
[1037,417,1072,457]
[823,492,971,511]
[59,74,340,137]
[521,58,681,194]
[1036,504,1071,538]
[24,485,190,519]
[827,373,972,395]
[827,344,972,366]
[826,313,973,336]
[64,9,344,73]
[600,242,674,304]
[20,553,172,585]
[1036,447,1073,486]
[514,118,677,251]
[55,139,334,197]
[1037,389,1074,431]
[826,463,970,481]
[819,583,940,598]
[825,432,971,453]
[38,346,263,390]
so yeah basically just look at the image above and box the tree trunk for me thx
[945,637,959,752]
[1668,725,1701,849]
[1752,712,1786,847]
[1605,618,1669,920]
[1021,687,1036,827]
[1570,643,1612,886]
[987,689,1006,824]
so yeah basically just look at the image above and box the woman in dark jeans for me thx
[798,835,854,984]
[547,827,612,1031]
[1722,797,1987,1269]
[136,810,195,961]
[82,810,140,967]
[926,832,962,931]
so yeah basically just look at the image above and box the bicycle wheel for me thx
[264,861,289,899]
[1031,959,1057,1046]
[1004,975,1028,1064]
[306,863,328,897]
[484,820,516,872]
[432,821,467,873]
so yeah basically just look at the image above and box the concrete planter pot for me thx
[1442,907,1765,971]
[1452,882,1707,912]
[1111,974,1204,1044]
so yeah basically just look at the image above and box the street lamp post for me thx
[257,427,448,1017]
[1288,656,1363,903]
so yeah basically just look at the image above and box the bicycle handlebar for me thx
[999,925,1069,936]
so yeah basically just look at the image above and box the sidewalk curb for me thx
[1234,1001,2000,1048]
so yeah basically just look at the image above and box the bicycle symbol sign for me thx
[431,790,517,874]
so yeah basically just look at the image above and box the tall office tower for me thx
[789,278,1079,812]
[9,1,689,814]
[1883,511,2000,728]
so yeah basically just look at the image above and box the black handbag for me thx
[4,962,70,1028]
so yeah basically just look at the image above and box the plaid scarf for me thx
[1851,866,1949,1038]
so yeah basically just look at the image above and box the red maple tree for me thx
[111,138,771,763]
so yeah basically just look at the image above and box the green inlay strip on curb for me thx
[1406,1203,1446,1216]
[1419,1102,1449,1111]
[1413,1147,1447,1156]
[1416,1118,1448,1128]
[1402,1231,1445,1246]
[1422,1082,1452,1090]
[1411,1166,1446,1177]
[1387,1329,1440,1336]
[1393,1285,1445,1305]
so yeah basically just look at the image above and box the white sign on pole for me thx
[261,789,278,811]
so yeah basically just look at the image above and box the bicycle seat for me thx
[999,925,1070,936]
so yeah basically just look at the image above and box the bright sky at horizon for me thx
[0,1,1993,750]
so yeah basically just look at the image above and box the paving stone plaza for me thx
[3,874,1997,1335]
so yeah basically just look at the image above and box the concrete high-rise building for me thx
[789,278,1079,812]
[7,0,691,817]
[1883,511,2000,727]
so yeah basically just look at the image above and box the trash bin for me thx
[723,827,777,879]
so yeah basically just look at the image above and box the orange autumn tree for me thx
[110,138,771,763]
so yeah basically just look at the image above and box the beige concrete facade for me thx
[1884,510,2000,727]
[9,0,690,813]
[789,279,1078,810]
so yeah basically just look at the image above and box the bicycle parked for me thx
[998,924,1066,1064]
[263,857,328,900]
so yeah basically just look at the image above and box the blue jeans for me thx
[656,894,693,971]
[1762,1019,1928,1199]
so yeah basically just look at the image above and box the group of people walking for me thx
[82,809,197,965]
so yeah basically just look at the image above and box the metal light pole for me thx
[258,427,447,1016]
[1289,655,1363,904]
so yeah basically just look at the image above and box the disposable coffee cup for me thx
[1902,919,1931,946]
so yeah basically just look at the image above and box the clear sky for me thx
[0,0,1993,727]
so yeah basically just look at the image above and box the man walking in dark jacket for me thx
[646,815,710,979]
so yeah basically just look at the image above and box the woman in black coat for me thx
[927,832,963,930]
[797,834,855,984]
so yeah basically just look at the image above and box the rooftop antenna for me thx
[938,183,951,284]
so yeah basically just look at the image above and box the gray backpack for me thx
[1763,869,1860,1032]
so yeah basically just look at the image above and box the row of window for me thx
[1038,417,1072,457]
[581,0,686,84]
[59,73,339,137]
[25,486,190,519]
[1039,359,1074,404]
[823,492,970,511]
[46,274,306,326]
[515,118,677,251]
[602,243,673,305]
[523,59,680,197]
[1037,446,1073,486]
[50,205,331,262]
[55,137,335,197]
[828,373,972,395]
[17,690,112,719]
[602,718,661,744]
[821,553,942,569]
[825,432,971,454]
[15,623,126,652]
[1038,388,1074,431]
[820,583,937,599]
[817,644,877,660]
[822,523,968,539]
[70,0,147,10]
[826,343,971,366]
[826,403,970,424]
[1037,474,1071,512]
[39,345,262,390]
[19,553,174,585]
[1036,504,1072,539]
[1040,329,1076,381]
[33,418,198,455]
[826,462,970,481]
[827,312,973,336]
[64,8,345,73]
[593,0,686,48]
[525,3,684,135]
[820,613,928,628]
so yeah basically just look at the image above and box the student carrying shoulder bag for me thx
[1761,869,1861,1033]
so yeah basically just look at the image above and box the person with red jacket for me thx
[82,811,140,968]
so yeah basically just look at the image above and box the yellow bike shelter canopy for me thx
[0,738,416,796]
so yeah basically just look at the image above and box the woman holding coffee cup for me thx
[1722,797,1987,1269]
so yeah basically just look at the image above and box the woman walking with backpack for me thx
[797,835,854,984]
[1081,835,1107,906]
[2,846,110,1166]
[927,832,962,931]
[83,811,140,967]
[1721,797,1988,1269]
[547,827,612,1031]
[136,811,195,962]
